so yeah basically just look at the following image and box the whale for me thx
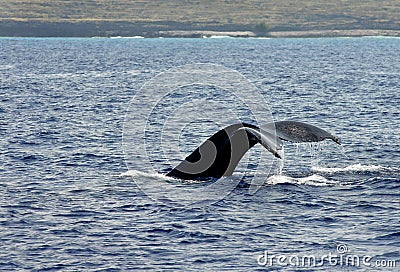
[166,121,340,180]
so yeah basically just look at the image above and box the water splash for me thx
[119,169,175,181]
[276,145,285,175]
[312,163,395,173]
[294,143,301,155]
[338,143,350,160]
[266,174,339,186]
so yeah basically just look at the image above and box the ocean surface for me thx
[0,37,399,271]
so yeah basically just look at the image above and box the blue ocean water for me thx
[0,37,399,271]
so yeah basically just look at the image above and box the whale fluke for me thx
[264,121,341,145]
[166,121,340,180]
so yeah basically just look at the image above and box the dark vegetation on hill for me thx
[1,0,399,37]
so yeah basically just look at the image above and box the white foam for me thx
[208,35,233,39]
[266,174,338,186]
[311,163,393,173]
[109,36,145,39]
[0,64,14,70]
[363,36,400,39]
[119,170,175,180]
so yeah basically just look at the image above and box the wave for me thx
[119,169,173,180]
[109,36,145,39]
[266,174,339,186]
[207,35,233,39]
[119,163,397,188]
[0,64,14,70]
[120,170,343,187]
[311,163,395,173]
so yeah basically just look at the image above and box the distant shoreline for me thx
[268,29,400,38]
[2,30,400,39]
[1,20,400,39]
[154,29,400,38]
[2,29,400,39]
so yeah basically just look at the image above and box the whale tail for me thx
[167,121,340,180]
[266,121,341,145]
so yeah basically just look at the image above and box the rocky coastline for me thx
[1,20,399,38]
